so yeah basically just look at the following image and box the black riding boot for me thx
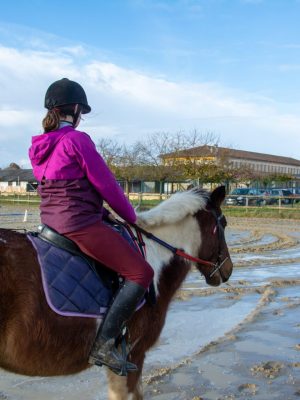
[89,280,146,375]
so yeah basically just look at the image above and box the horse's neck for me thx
[142,215,202,293]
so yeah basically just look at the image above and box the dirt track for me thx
[0,209,299,399]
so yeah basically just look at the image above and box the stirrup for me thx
[89,335,137,376]
[89,356,137,376]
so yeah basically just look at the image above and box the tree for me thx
[96,138,123,169]
[96,130,221,193]
[96,139,137,194]
[134,130,220,192]
[6,163,21,170]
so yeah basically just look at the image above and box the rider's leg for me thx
[65,220,153,287]
[65,221,154,375]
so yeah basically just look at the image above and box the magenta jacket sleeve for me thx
[68,132,136,223]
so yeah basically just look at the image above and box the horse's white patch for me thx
[143,216,201,292]
[107,370,129,400]
[0,237,7,244]
[137,189,208,228]
[137,190,207,293]
[107,370,143,400]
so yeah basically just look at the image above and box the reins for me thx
[135,223,217,267]
[116,219,217,269]
[117,203,229,279]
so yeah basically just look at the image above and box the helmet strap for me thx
[72,104,82,127]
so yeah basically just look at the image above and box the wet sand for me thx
[143,217,300,400]
[144,285,300,400]
[0,208,300,399]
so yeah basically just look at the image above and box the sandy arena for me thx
[0,205,299,399]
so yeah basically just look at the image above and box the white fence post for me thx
[23,209,28,222]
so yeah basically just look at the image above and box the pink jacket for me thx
[29,126,136,228]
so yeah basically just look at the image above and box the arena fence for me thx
[1,191,300,210]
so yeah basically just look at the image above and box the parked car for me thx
[225,188,264,206]
[291,188,300,203]
[259,189,274,205]
[267,189,293,205]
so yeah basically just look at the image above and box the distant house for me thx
[0,169,37,193]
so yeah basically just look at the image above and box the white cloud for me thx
[0,109,32,127]
[0,39,299,167]
[84,61,264,118]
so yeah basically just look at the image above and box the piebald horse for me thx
[0,186,233,399]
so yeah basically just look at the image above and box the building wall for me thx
[163,150,300,177]
[229,158,300,175]
[0,181,29,193]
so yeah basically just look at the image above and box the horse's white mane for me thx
[137,189,209,228]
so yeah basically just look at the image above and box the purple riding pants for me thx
[65,221,154,289]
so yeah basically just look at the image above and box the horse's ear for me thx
[210,186,226,207]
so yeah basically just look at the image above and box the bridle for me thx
[206,207,229,279]
[121,207,228,279]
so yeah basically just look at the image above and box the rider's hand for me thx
[107,213,117,223]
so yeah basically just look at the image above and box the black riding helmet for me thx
[44,78,91,114]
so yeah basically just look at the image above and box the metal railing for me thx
[0,192,40,204]
[0,191,170,207]
[2,191,299,209]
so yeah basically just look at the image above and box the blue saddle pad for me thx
[28,234,113,318]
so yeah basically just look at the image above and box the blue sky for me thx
[1,0,300,167]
